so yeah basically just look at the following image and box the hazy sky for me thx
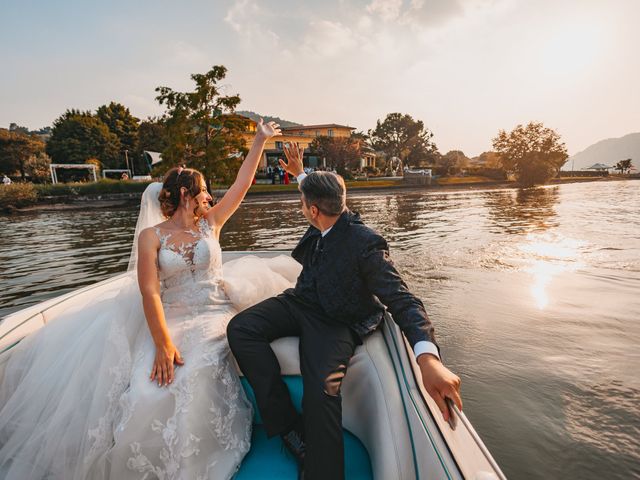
[1,0,638,156]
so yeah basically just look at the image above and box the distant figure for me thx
[121,172,130,180]
[2,175,11,186]
[278,166,285,184]
[283,170,290,185]
[270,165,276,185]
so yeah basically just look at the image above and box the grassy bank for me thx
[0,180,151,211]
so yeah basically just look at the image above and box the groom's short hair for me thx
[300,172,346,216]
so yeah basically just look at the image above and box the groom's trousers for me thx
[227,294,359,480]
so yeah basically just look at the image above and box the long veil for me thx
[128,182,165,271]
[0,182,166,479]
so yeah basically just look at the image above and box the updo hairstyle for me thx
[159,167,205,218]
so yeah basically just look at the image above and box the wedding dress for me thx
[0,183,300,480]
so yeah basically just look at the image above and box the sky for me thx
[1,0,638,157]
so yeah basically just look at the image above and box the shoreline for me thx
[4,176,636,214]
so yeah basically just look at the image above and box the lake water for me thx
[1,180,639,479]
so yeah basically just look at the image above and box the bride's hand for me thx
[151,342,185,387]
[255,118,282,140]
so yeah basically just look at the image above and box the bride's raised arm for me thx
[206,118,281,230]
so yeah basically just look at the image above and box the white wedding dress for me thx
[0,183,300,480]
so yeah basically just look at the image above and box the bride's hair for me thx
[159,166,205,218]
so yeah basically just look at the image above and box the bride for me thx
[0,119,290,479]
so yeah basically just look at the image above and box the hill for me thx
[236,110,302,128]
[566,132,640,170]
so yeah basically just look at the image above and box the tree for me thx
[138,117,168,153]
[615,158,633,174]
[96,102,140,165]
[475,151,502,168]
[136,117,168,174]
[438,150,470,175]
[155,65,250,183]
[492,122,568,187]
[46,110,121,167]
[368,113,436,168]
[309,136,362,176]
[0,128,45,180]
[24,152,52,182]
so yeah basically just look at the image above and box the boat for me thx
[0,251,506,480]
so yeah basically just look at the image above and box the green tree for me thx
[0,128,45,180]
[368,113,436,168]
[492,122,568,187]
[136,117,168,174]
[96,102,140,166]
[309,136,362,176]
[155,65,250,183]
[46,110,121,167]
[138,117,168,153]
[615,158,633,174]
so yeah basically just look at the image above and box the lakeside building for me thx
[240,118,376,171]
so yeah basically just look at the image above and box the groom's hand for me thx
[280,142,305,177]
[417,354,462,423]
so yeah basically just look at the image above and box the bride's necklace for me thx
[166,216,199,234]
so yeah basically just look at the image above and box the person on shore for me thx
[0,120,290,479]
[228,142,463,480]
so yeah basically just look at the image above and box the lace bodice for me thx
[154,217,230,307]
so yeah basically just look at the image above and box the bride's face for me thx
[190,179,213,217]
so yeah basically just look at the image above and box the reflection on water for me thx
[484,187,560,234]
[519,233,586,310]
[1,181,639,480]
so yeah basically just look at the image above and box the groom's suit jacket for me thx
[286,210,437,350]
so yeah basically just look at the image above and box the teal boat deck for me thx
[237,376,373,479]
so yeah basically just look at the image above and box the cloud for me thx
[167,40,208,67]
[224,0,279,46]
[300,20,359,57]
[366,0,403,21]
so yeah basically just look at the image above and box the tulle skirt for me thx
[0,275,252,480]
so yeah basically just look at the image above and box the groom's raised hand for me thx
[280,142,305,177]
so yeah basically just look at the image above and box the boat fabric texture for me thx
[0,214,301,480]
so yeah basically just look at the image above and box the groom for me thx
[227,143,462,480]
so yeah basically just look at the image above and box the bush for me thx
[0,183,38,209]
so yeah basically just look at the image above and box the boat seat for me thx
[236,376,373,479]
[232,333,417,479]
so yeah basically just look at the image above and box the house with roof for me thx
[240,119,375,171]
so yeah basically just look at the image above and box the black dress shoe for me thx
[281,422,305,478]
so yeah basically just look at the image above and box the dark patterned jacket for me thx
[288,210,437,349]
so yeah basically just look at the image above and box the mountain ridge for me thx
[567,132,640,170]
